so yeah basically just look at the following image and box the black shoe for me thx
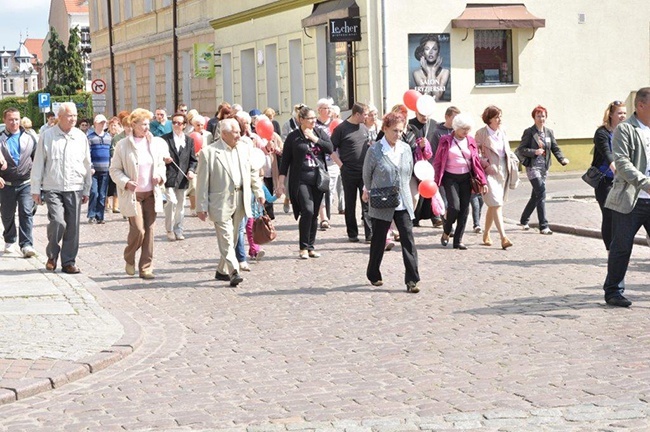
[215,271,230,281]
[406,281,420,293]
[440,233,449,247]
[606,295,632,307]
[453,244,468,250]
[230,271,243,287]
[348,236,360,243]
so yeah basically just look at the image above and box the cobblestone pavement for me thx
[1,173,650,431]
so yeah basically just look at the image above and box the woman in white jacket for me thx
[110,109,168,279]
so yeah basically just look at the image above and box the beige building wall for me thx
[91,0,216,116]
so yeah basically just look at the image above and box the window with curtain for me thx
[474,30,513,85]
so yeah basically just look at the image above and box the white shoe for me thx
[540,228,553,235]
[521,224,530,231]
[166,232,176,241]
[4,243,16,253]
[239,261,251,272]
[175,233,185,240]
[21,246,36,258]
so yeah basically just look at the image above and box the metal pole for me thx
[106,0,117,115]
[173,0,179,111]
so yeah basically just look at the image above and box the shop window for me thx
[265,44,279,112]
[474,30,513,85]
[327,41,352,111]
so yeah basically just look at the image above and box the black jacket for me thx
[161,132,197,189]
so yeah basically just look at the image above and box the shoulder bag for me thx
[581,166,604,188]
[369,151,400,209]
[308,146,330,193]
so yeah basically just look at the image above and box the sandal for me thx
[320,220,330,229]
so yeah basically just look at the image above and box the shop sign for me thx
[329,18,361,43]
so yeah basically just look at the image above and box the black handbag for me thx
[369,152,400,209]
[370,186,400,208]
[308,147,330,192]
[582,166,604,188]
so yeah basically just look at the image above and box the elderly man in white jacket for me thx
[31,102,92,274]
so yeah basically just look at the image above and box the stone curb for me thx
[0,259,143,406]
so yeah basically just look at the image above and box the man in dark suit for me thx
[161,112,197,241]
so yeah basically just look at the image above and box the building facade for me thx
[0,41,42,100]
[90,0,650,169]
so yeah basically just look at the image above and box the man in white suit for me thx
[196,118,265,286]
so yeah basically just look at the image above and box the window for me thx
[474,30,513,85]
[326,41,352,110]
[2,58,7,69]
[265,44,279,112]
[149,59,156,111]
[91,0,100,31]
[182,50,191,106]
[124,0,132,20]
[101,0,108,28]
[288,39,304,109]
[130,63,137,110]
[222,52,233,105]
[112,1,120,24]
[2,79,7,93]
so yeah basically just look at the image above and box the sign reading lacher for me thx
[329,18,361,43]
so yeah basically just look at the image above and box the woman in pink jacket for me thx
[433,113,487,250]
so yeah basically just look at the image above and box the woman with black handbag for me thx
[433,113,488,250]
[362,112,421,293]
[277,106,333,259]
[590,100,627,250]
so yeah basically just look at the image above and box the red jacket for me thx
[433,134,487,186]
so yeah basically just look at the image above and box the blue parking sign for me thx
[38,93,50,109]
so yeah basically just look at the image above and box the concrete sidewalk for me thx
[0,243,140,404]
[0,170,643,406]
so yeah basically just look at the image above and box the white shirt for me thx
[173,131,185,153]
[225,144,242,188]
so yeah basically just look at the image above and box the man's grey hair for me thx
[58,102,77,116]
[220,118,240,133]
[635,87,650,106]
[317,98,334,109]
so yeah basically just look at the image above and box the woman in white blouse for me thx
[475,105,514,250]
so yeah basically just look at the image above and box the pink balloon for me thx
[403,89,421,112]
[418,179,438,199]
[329,118,343,134]
[256,118,274,141]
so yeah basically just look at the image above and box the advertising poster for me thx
[408,33,451,102]
[193,43,215,79]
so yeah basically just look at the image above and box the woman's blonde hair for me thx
[20,117,33,129]
[128,108,153,125]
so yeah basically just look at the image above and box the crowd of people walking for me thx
[1,86,649,304]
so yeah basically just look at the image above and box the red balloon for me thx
[403,89,421,112]
[190,132,203,154]
[328,118,343,134]
[256,118,274,141]
[418,179,438,199]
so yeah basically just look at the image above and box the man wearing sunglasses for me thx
[160,112,197,242]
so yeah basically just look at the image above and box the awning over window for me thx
[302,0,360,28]
[452,3,545,29]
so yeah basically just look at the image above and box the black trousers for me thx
[442,172,471,246]
[595,177,613,250]
[341,169,371,240]
[367,211,419,285]
[297,183,324,251]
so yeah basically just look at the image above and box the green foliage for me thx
[44,26,85,96]
[0,92,93,129]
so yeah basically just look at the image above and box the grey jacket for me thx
[0,128,37,183]
[363,139,415,222]
[605,114,650,214]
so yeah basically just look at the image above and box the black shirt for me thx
[331,120,369,175]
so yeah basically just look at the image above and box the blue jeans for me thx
[603,199,650,300]
[88,171,109,220]
[235,216,247,263]
[0,181,34,248]
[520,174,548,229]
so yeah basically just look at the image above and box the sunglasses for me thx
[611,100,623,108]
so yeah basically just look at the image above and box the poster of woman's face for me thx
[409,33,451,102]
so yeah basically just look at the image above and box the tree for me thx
[44,26,85,95]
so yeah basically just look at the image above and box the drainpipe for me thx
[380,0,388,114]
[173,0,179,110]
[106,0,117,115]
